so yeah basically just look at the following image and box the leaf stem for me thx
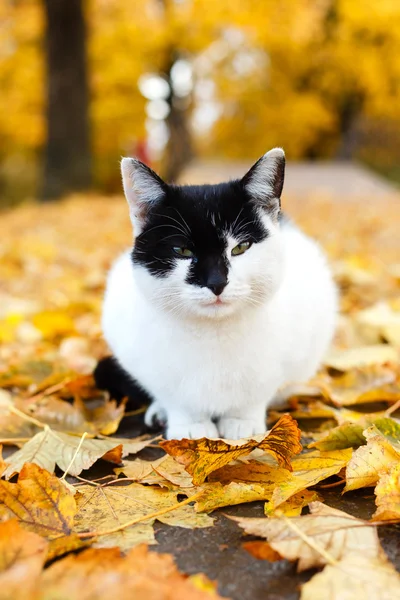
[60,432,88,480]
[282,515,339,566]
[78,490,204,539]
[9,405,46,429]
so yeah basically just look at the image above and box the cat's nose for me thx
[208,283,226,296]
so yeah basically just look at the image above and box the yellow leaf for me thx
[267,490,321,517]
[74,483,213,552]
[301,554,400,600]
[308,422,365,451]
[344,425,400,493]
[0,520,47,600]
[233,501,384,571]
[161,415,302,485]
[372,462,400,521]
[0,463,76,539]
[312,365,400,407]
[266,449,352,513]
[324,345,398,371]
[32,311,76,340]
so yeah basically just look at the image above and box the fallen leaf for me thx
[266,449,352,513]
[0,520,48,600]
[344,425,400,493]
[161,415,302,485]
[3,429,156,478]
[301,554,400,600]
[242,540,282,562]
[324,345,398,371]
[372,462,400,521]
[308,422,365,451]
[40,544,225,600]
[266,490,321,517]
[233,501,383,571]
[0,463,76,539]
[74,482,213,551]
[312,365,400,407]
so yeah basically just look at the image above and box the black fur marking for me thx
[132,180,269,283]
[94,356,152,409]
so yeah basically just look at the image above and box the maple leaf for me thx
[232,501,385,571]
[74,482,213,551]
[3,429,156,478]
[40,544,225,600]
[0,520,48,600]
[301,554,400,600]
[161,414,302,485]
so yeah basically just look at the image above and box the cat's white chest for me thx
[105,285,282,416]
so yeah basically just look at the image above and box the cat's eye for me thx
[231,241,252,256]
[173,247,194,258]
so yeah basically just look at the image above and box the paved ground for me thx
[180,160,399,201]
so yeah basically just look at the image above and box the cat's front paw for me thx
[218,417,267,440]
[166,421,219,440]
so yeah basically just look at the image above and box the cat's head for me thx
[121,149,286,320]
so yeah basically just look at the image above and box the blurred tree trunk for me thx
[157,0,193,182]
[41,0,92,201]
[164,54,194,183]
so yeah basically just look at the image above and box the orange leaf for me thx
[161,415,302,485]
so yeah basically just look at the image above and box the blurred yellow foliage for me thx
[1,0,400,191]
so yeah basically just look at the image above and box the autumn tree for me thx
[41,0,92,200]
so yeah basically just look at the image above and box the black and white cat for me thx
[100,148,337,440]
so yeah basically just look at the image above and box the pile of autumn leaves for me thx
[0,361,400,599]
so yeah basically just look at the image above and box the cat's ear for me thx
[121,158,166,234]
[241,148,285,220]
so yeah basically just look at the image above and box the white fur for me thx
[102,215,337,440]
[121,158,164,235]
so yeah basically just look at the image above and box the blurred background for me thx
[1,0,400,206]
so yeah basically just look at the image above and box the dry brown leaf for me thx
[16,394,126,436]
[344,425,400,493]
[301,554,400,600]
[40,544,225,600]
[233,501,384,571]
[3,429,156,478]
[266,449,352,514]
[161,415,302,485]
[372,462,400,521]
[0,520,48,600]
[74,482,213,551]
